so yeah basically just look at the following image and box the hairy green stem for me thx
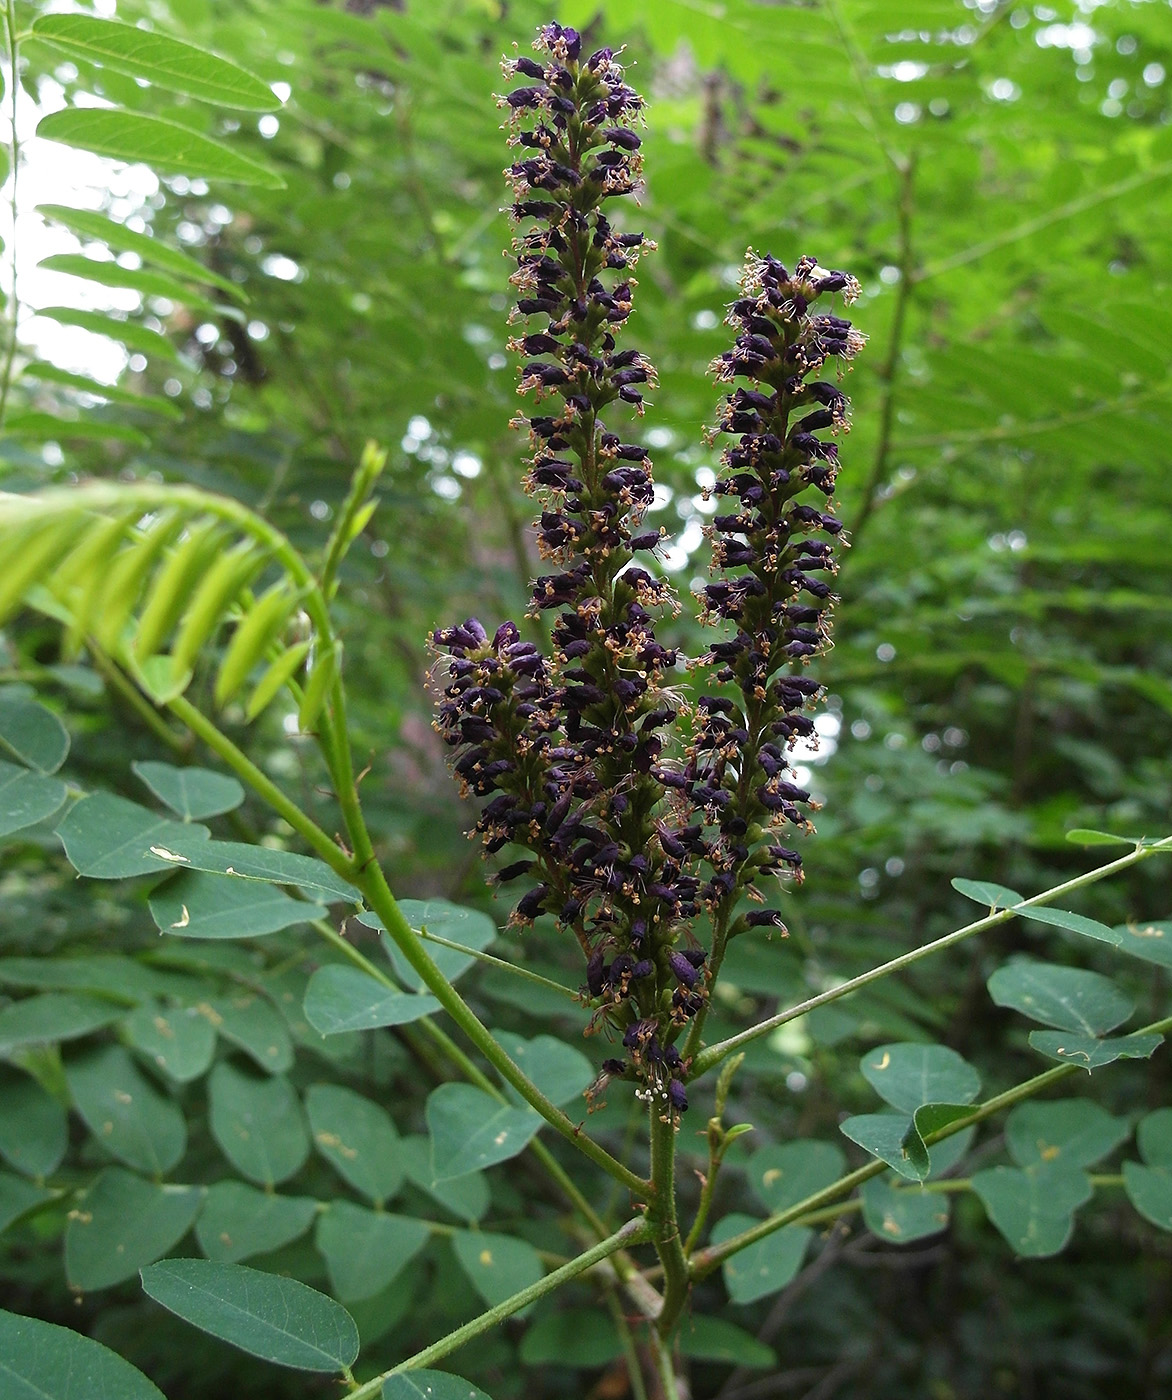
[691,838,1172,1078]
[348,1218,653,1398]
[692,1010,1172,1277]
[648,1107,689,1338]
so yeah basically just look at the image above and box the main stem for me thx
[648,1106,689,1338]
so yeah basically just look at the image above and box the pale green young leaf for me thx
[150,870,324,941]
[37,109,285,188]
[31,16,281,109]
[302,965,439,1035]
[0,1308,166,1400]
[35,208,240,298]
[65,1169,203,1290]
[315,1200,429,1302]
[66,1044,186,1175]
[195,1181,318,1263]
[305,1083,404,1205]
[140,1259,359,1371]
[1065,828,1141,846]
[132,761,245,820]
[207,1061,308,1185]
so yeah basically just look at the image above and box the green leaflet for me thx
[861,1177,951,1245]
[859,1041,981,1113]
[150,869,324,941]
[0,762,67,837]
[382,1374,494,1400]
[0,1070,68,1178]
[747,1140,847,1212]
[66,1044,187,1175]
[426,1083,539,1181]
[37,109,285,188]
[202,993,293,1073]
[305,1083,404,1205]
[65,1168,204,1289]
[122,1001,217,1083]
[710,1213,812,1304]
[56,792,211,880]
[0,1309,165,1400]
[315,1200,429,1302]
[207,1061,308,1185]
[0,993,124,1057]
[195,1181,318,1263]
[132,761,245,820]
[0,696,69,773]
[988,960,1134,1036]
[140,1259,359,1372]
[451,1229,543,1313]
[971,1162,1093,1258]
[302,964,439,1035]
[31,17,278,110]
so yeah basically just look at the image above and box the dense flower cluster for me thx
[432,28,864,1119]
[685,253,864,943]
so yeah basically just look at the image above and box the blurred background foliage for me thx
[2,0,1171,1396]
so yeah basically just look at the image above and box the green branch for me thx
[691,837,1172,1079]
[692,1009,1172,1278]
[347,1217,653,1398]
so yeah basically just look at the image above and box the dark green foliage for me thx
[0,2,1170,1398]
